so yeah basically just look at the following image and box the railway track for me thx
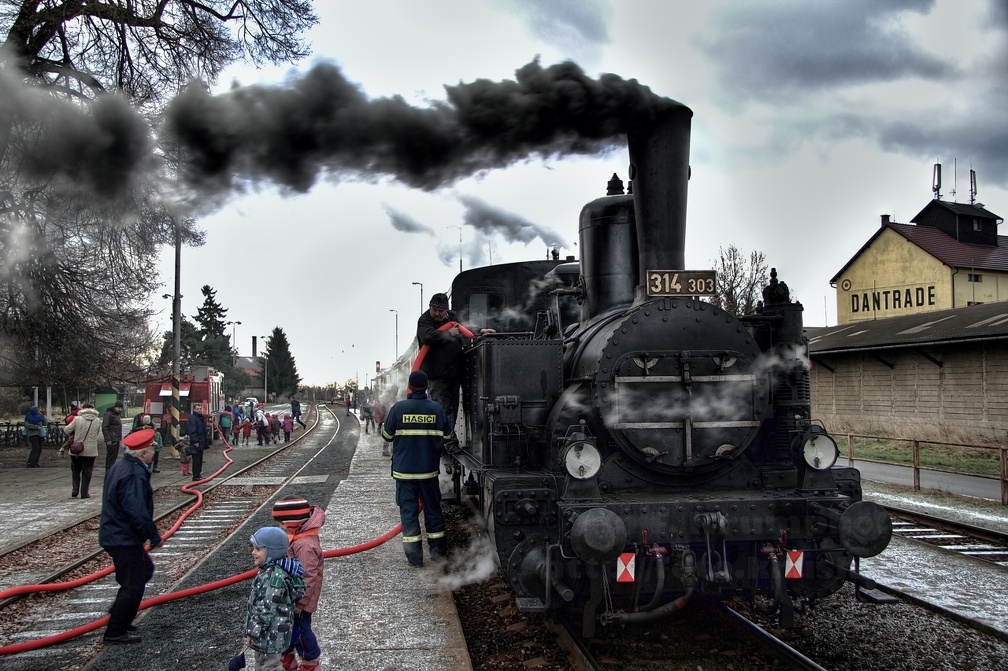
[540,601,829,671]
[0,405,335,667]
[885,505,1008,566]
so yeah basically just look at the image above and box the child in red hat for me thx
[272,497,325,671]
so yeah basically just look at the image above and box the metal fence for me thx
[0,422,67,448]
[844,433,1008,505]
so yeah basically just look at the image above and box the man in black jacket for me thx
[99,428,161,644]
[415,293,494,450]
[291,396,306,429]
[186,404,209,481]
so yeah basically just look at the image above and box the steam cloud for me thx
[384,194,574,270]
[459,195,568,248]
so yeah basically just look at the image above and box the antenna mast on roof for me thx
[932,162,942,200]
[970,168,978,205]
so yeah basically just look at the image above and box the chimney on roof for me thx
[880,214,890,227]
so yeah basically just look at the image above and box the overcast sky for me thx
[152,0,1008,387]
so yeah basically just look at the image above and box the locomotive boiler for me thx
[440,103,892,636]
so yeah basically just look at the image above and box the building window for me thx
[968,273,982,282]
[973,219,982,232]
[967,301,984,306]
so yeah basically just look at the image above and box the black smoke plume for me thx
[1,69,156,199]
[166,59,682,198]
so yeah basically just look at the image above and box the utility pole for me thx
[171,224,182,446]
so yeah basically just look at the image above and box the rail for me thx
[844,433,1008,505]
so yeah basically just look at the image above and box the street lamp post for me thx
[412,281,423,314]
[389,309,398,359]
[227,321,242,352]
[261,335,269,404]
[227,321,242,368]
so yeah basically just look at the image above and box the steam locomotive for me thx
[432,104,892,636]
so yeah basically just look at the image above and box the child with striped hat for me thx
[272,496,326,671]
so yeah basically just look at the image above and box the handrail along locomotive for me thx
[426,105,892,636]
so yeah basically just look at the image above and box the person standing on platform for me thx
[273,497,325,671]
[242,417,252,446]
[99,428,161,644]
[381,370,451,567]
[128,415,163,473]
[102,400,124,472]
[271,412,282,444]
[62,401,101,497]
[219,408,234,445]
[416,292,494,451]
[24,405,47,468]
[282,413,293,443]
[186,404,209,481]
[245,527,306,671]
[65,401,81,425]
[360,397,375,434]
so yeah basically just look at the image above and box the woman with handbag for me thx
[62,401,102,498]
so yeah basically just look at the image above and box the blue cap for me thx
[250,526,289,562]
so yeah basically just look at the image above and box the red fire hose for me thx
[0,415,405,655]
[409,321,474,392]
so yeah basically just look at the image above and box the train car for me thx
[142,365,225,442]
[435,106,893,637]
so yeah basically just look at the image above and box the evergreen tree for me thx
[263,327,302,399]
[157,316,202,371]
[192,286,232,373]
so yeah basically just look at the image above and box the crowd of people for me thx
[15,288,494,663]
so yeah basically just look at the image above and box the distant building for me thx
[807,302,1008,444]
[831,200,1006,324]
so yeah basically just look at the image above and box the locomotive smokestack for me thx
[627,105,693,304]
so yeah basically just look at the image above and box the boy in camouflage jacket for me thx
[245,527,306,670]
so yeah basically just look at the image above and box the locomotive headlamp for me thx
[564,441,602,480]
[800,432,839,471]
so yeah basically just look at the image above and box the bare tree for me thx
[1,0,316,108]
[709,244,769,316]
[0,0,317,386]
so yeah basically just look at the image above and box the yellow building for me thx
[831,200,1006,324]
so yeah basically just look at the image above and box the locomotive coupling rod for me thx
[821,559,877,590]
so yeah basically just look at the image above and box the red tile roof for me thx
[830,223,1008,283]
[886,223,1008,272]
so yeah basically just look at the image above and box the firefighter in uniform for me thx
[381,369,451,567]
